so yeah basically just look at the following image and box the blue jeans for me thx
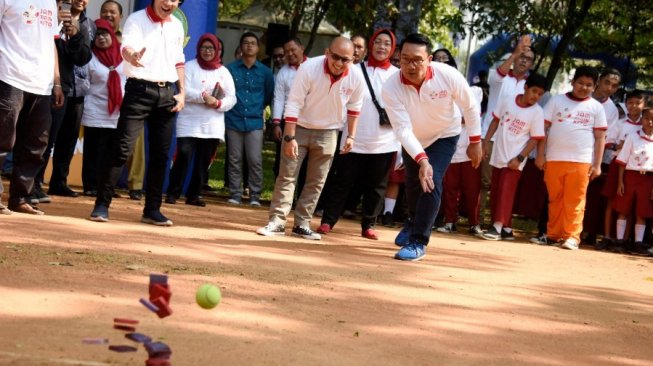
[403,135,459,245]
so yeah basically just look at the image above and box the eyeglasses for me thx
[400,57,427,66]
[433,56,449,62]
[200,46,215,52]
[373,40,392,48]
[328,49,353,64]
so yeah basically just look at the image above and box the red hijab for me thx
[196,33,222,70]
[367,29,396,70]
[92,18,123,114]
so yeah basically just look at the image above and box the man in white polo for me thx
[256,36,364,240]
[0,0,64,215]
[90,0,185,226]
[382,33,482,261]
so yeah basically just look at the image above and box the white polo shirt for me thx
[120,7,185,83]
[543,93,607,163]
[450,126,471,164]
[284,55,364,130]
[176,59,236,140]
[481,69,528,137]
[615,130,653,172]
[601,98,625,164]
[490,95,545,170]
[0,0,58,95]
[272,60,305,123]
[81,55,125,129]
[382,61,481,162]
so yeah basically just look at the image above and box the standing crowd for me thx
[1,0,651,261]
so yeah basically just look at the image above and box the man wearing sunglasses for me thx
[257,36,364,240]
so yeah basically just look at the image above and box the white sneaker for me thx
[560,238,579,250]
[250,200,261,207]
[435,223,454,233]
[256,222,285,236]
[0,202,12,215]
[291,226,321,240]
[227,198,241,205]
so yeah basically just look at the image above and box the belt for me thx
[639,171,653,176]
[128,78,172,88]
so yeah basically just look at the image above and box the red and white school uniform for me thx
[442,127,481,226]
[601,116,642,198]
[489,95,544,227]
[481,69,528,137]
[612,130,653,218]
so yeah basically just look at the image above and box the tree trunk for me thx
[372,0,394,32]
[394,0,423,42]
[305,0,332,54]
[289,0,307,39]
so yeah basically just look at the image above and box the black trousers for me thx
[95,78,176,213]
[320,151,394,230]
[167,137,219,200]
[82,126,115,192]
[49,96,84,189]
[36,95,68,187]
[0,80,52,205]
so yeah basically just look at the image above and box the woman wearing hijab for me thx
[316,29,400,240]
[81,19,125,197]
[166,33,236,207]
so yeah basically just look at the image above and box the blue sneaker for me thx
[394,243,426,261]
[394,222,411,247]
[89,204,109,222]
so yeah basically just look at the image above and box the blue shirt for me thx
[225,60,274,132]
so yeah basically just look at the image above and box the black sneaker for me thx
[141,211,173,226]
[165,196,177,204]
[32,186,51,203]
[381,212,395,227]
[291,226,321,240]
[610,240,626,253]
[501,228,515,241]
[595,237,613,251]
[480,227,501,241]
[48,185,78,197]
[129,190,143,200]
[630,242,651,256]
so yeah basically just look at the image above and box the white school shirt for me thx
[120,7,185,83]
[615,130,653,172]
[450,126,471,164]
[543,93,607,163]
[490,95,545,170]
[0,0,58,95]
[176,60,237,140]
[284,56,364,130]
[339,62,400,154]
[81,56,126,129]
[271,59,305,122]
[616,116,642,143]
[381,61,481,163]
[481,69,527,137]
[601,98,626,164]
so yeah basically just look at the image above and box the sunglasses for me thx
[328,49,353,64]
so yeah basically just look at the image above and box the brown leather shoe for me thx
[9,202,44,215]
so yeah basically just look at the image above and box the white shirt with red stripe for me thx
[543,93,608,164]
[601,98,625,163]
[272,58,306,123]
[339,62,400,154]
[616,130,653,172]
[481,69,528,137]
[490,95,545,170]
[381,61,482,162]
[0,0,58,95]
[616,116,642,143]
[283,55,364,130]
[120,7,185,83]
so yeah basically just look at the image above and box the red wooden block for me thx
[150,296,172,319]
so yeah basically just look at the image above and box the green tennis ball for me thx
[196,284,221,309]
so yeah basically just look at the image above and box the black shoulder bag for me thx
[360,63,391,126]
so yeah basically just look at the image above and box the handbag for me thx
[360,63,391,126]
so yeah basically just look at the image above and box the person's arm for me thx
[215,68,237,112]
[617,164,626,197]
[497,35,531,76]
[590,129,606,180]
[271,69,286,140]
[614,134,632,196]
[52,46,64,108]
[483,116,499,159]
[508,139,538,170]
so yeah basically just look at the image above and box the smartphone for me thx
[61,2,72,12]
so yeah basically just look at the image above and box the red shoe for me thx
[317,223,331,234]
[362,228,378,240]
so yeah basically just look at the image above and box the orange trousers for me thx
[544,161,591,242]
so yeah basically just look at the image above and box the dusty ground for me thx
[0,193,652,366]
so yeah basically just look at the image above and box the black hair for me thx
[239,32,259,46]
[399,33,432,55]
[283,37,303,47]
[101,0,123,14]
[600,68,622,80]
[525,73,547,90]
[351,34,366,44]
[572,65,599,84]
[432,48,457,69]
[218,37,225,59]
[478,70,488,78]
[625,89,645,102]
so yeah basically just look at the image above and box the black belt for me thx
[128,78,172,88]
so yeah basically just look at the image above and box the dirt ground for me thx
[0,193,652,366]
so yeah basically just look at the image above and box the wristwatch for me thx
[283,135,295,142]
[516,155,526,162]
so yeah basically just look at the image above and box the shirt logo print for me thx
[23,5,39,25]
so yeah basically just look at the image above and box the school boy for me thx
[480,73,547,241]
[612,108,653,256]
[540,66,607,250]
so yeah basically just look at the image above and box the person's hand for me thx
[515,34,531,55]
[418,159,434,193]
[467,142,483,169]
[52,85,64,109]
[283,139,298,159]
[340,136,354,154]
[535,155,546,170]
[62,19,79,36]
[273,125,282,141]
[508,157,521,170]
[125,48,146,68]
[203,94,218,107]
[481,142,489,161]
[171,93,185,113]
[589,164,601,181]
[617,181,625,197]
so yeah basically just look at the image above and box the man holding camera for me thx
[0,0,64,215]
[90,0,186,226]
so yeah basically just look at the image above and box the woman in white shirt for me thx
[165,33,236,207]
[81,19,125,196]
